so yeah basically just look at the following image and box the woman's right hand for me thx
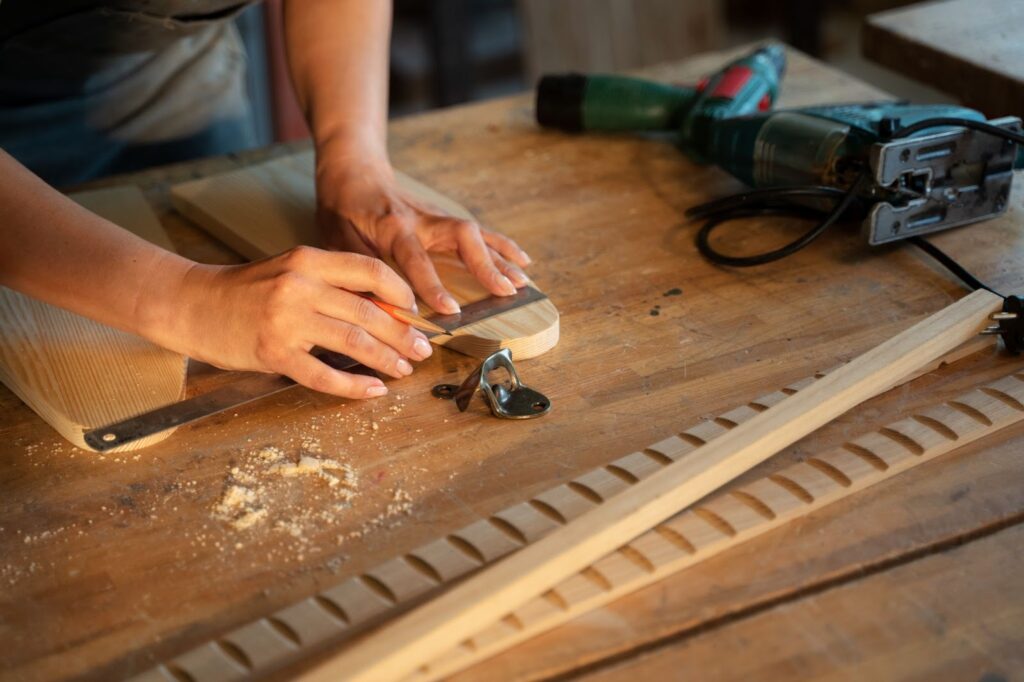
[157,246,433,398]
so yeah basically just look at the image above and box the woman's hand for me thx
[315,150,532,315]
[165,246,433,398]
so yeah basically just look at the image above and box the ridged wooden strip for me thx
[272,599,347,649]
[732,477,808,517]
[550,570,611,605]
[134,347,996,682]
[365,557,438,603]
[410,537,482,580]
[608,450,665,481]
[571,467,632,500]
[533,484,600,523]
[751,389,792,409]
[508,590,564,627]
[646,434,701,461]
[467,618,522,650]
[318,578,394,625]
[847,430,918,468]
[660,510,733,551]
[588,549,652,585]
[681,419,731,444]
[408,370,1024,681]
[717,403,766,427]
[220,620,298,670]
[168,643,247,681]
[493,497,565,540]
[881,416,950,451]
[453,518,523,561]
[627,529,693,567]
[774,462,847,500]
[697,495,771,534]
[813,448,884,486]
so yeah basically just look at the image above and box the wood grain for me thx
[862,0,1024,116]
[0,187,187,451]
[298,290,1002,681]
[169,151,560,359]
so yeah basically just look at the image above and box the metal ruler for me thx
[83,287,547,451]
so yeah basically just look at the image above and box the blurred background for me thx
[237,0,951,145]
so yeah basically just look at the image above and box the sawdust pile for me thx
[211,442,359,539]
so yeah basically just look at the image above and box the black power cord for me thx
[687,116,1024,298]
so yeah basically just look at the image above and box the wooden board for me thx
[169,152,560,360]
[124,338,997,682]
[297,290,1002,682]
[862,0,1024,117]
[0,187,187,451]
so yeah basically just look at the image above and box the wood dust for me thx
[5,393,420,583]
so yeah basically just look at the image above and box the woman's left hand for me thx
[315,151,532,315]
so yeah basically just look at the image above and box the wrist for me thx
[315,128,390,173]
[135,254,215,357]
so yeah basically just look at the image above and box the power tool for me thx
[536,43,785,136]
[535,44,1024,352]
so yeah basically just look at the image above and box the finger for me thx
[315,287,433,361]
[453,221,517,296]
[488,247,529,288]
[284,351,389,399]
[393,232,462,314]
[482,229,532,267]
[310,314,414,379]
[306,249,415,310]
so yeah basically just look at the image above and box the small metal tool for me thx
[432,348,550,419]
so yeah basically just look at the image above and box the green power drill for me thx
[536,44,1024,265]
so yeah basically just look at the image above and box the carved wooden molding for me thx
[130,341,1013,681]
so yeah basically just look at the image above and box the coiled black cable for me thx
[687,116,1022,296]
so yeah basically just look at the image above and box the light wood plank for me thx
[0,187,187,451]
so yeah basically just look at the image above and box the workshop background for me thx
[237,0,951,146]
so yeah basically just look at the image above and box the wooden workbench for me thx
[1,46,1022,681]
[862,0,1024,117]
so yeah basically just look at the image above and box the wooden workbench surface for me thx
[2,46,1022,681]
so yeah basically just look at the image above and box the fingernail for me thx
[413,337,432,359]
[521,251,533,265]
[365,384,388,398]
[510,270,529,286]
[411,301,420,314]
[497,275,517,295]
[439,293,461,314]
[396,358,413,376]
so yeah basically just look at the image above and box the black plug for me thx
[983,295,1024,354]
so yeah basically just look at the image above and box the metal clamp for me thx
[432,348,551,419]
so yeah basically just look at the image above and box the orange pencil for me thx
[362,296,449,335]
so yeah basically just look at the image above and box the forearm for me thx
[0,150,193,346]
[283,0,392,162]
